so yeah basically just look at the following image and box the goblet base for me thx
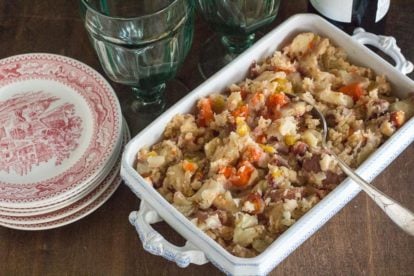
[198,35,237,79]
[121,79,190,133]
[130,84,167,114]
[198,33,258,79]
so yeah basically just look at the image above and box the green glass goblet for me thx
[197,0,280,79]
[80,0,195,114]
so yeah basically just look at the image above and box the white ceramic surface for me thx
[121,14,414,275]
[0,53,123,209]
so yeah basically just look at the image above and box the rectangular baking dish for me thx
[121,14,414,275]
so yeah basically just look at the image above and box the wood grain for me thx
[0,1,413,275]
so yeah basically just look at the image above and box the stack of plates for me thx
[0,53,128,230]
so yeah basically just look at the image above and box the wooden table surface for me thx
[0,1,413,275]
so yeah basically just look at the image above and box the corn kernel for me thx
[260,144,275,154]
[237,124,249,136]
[271,169,283,178]
[236,117,250,136]
[272,78,287,93]
[236,117,244,124]
[147,151,157,157]
[276,78,288,85]
[284,135,297,146]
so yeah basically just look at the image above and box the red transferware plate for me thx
[0,123,130,229]
[0,53,122,208]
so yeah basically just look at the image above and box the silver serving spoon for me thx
[286,93,414,236]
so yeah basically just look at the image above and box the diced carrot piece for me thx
[339,82,364,101]
[266,92,289,110]
[219,166,235,178]
[243,146,262,163]
[251,92,264,106]
[232,104,249,118]
[230,161,255,187]
[245,193,265,214]
[197,98,214,127]
[182,160,197,173]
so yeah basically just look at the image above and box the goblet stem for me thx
[130,84,166,113]
[221,33,256,55]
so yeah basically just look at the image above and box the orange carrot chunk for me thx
[230,161,255,187]
[339,82,364,101]
[251,92,264,106]
[219,166,235,178]
[232,104,249,118]
[245,193,265,214]
[243,146,262,163]
[266,92,289,110]
[182,160,197,173]
[197,98,214,127]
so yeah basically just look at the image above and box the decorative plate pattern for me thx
[0,122,123,216]
[0,91,83,175]
[0,123,130,230]
[0,53,122,207]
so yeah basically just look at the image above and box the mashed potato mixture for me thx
[135,33,413,257]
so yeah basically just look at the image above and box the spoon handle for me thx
[329,150,414,236]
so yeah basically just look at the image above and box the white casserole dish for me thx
[121,14,414,275]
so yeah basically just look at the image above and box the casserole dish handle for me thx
[129,200,209,267]
[352,28,414,75]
